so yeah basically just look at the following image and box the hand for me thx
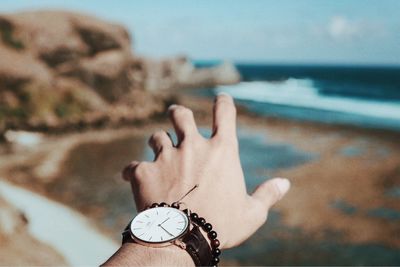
[123,93,290,249]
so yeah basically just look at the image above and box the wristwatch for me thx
[122,206,213,266]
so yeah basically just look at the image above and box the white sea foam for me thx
[215,79,400,121]
[0,180,118,266]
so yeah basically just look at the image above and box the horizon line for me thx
[192,59,400,68]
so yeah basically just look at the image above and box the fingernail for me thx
[168,104,178,111]
[167,104,178,113]
[215,91,234,103]
[217,91,231,96]
[275,178,291,198]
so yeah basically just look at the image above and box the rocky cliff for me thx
[0,11,240,135]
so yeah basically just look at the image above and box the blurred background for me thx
[0,0,399,265]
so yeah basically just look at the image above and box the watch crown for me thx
[174,239,187,250]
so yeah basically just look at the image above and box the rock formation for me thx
[0,11,240,135]
[135,56,240,91]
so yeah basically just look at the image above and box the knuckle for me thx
[262,182,282,207]
[217,99,236,116]
[214,134,238,148]
[171,106,193,119]
[252,199,269,225]
[150,130,166,142]
[179,135,205,153]
[133,162,152,180]
[258,211,268,225]
[178,139,193,152]
[122,164,134,181]
[131,164,142,179]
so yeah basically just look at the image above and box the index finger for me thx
[212,93,237,139]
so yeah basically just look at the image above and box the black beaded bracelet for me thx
[188,211,221,265]
[150,202,221,266]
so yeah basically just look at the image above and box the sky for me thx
[1,0,400,65]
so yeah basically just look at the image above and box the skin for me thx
[103,94,290,266]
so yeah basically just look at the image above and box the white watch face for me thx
[130,207,189,243]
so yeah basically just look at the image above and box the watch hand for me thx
[159,217,170,226]
[158,224,174,237]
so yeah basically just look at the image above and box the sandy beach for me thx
[1,93,399,265]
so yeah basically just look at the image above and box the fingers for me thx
[122,161,156,183]
[251,178,291,210]
[148,130,174,157]
[212,93,237,139]
[168,104,199,144]
[122,161,140,181]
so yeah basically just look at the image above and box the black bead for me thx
[211,239,220,248]
[208,230,217,239]
[197,217,206,226]
[150,203,159,208]
[160,202,169,207]
[171,202,180,209]
[190,213,198,220]
[213,248,221,256]
[211,256,220,264]
[203,223,212,232]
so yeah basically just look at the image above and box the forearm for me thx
[102,242,194,266]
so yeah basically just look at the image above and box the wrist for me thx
[111,204,220,266]
[103,242,194,266]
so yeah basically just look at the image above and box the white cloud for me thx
[328,16,360,40]
[326,15,386,42]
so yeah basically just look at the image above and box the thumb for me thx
[252,177,291,209]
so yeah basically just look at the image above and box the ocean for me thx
[195,63,400,131]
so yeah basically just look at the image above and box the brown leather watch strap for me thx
[122,222,213,266]
[122,220,133,244]
[182,225,212,266]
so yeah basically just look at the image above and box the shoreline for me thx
[1,93,400,265]
[3,90,400,142]
[0,180,118,266]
